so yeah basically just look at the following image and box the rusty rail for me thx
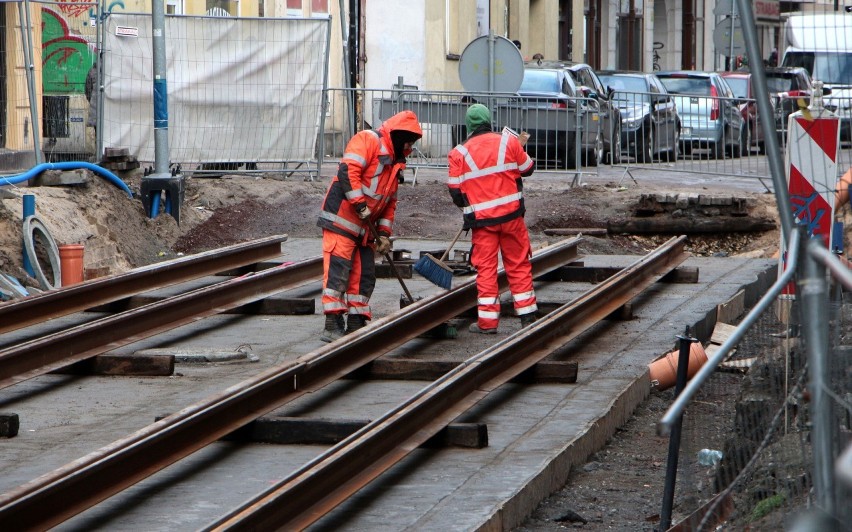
[0,238,581,530]
[0,235,288,335]
[207,236,689,530]
[0,256,322,389]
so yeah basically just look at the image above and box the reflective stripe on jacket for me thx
[448,128,533,228]
[318,110,422,240]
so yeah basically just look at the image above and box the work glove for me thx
[356,204,371,220]
[375,235,391,255]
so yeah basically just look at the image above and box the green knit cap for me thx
[465,104,491,133]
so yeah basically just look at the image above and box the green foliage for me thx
[748,493,786,522]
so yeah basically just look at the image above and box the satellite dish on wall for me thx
[458,33,524,93]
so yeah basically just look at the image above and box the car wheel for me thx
[665,123,680,162]
[640,125,654,163]
[736,124,750,158]
[609,124,622,164]
[584,133,604,166]
[713,138,726,159]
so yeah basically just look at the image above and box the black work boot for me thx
[346,314,368,334]
[320,314,345,343]
[520,313,538,328]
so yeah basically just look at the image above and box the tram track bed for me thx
[0,236,775,530]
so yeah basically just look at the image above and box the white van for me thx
[781,13,852,138]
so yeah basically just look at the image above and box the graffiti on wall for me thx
[42,7,94,94]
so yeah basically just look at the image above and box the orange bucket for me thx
[649,342,708,391]
[58,244,85,287]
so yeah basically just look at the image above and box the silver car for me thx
[656,71,746,158]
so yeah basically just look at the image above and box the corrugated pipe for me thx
[0,162,133,198]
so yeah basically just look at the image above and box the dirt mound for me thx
[0,169,781,291]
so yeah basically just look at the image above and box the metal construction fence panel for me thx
[662,246,852,531]
[322,87,601,178]
[609,90,852,193]
[608,90,774,190]
[101,13,330,177]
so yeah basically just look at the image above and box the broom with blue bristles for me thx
[414,227,465,290]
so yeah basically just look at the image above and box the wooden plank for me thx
[543,228,607,236]
[0,413,19,438]
[710,322,739,345]
[51,354,174,376]
[98,295,315,315]
[608,217,776,234]
[345,358,577,384]
[537,266,622,283]
[376,263,413,279]
[222,417,488,448]
[660,266,700,284]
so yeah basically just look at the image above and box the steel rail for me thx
[0,256,323,390]
[0,238,581,531]
[0,235,288,335]
[208,236,689,531]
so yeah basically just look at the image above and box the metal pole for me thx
[338,0,354,136]
[95,1,104,162]
[659,330,697,530]
[735,0,794,239]
[728,2,737,70]
[152,0,169,175]
[801,236,836,516]
[20,0,43,165]
[488,29,495,93]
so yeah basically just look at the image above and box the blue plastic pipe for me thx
[150,192,161,218]
[0,162,133,198]
[22,194,35,277]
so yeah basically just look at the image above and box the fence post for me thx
[800,235,837,516]
[20,0,43,165]
[659,328,698,530]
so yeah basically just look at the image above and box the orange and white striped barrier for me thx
[779,81,840,297]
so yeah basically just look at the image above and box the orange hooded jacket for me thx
[318,110,423,241]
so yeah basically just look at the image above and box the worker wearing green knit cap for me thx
[448,104,538,335]
[465,104,492,136]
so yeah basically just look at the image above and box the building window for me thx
[206,0,239,16]
[166,0,184,15]
[311,0,328,13]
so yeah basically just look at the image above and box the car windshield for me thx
[657,76,711,95]
[783,52,852,86]
[765,75,796,93]
[598,75,650,103]
[520,70,563,93]
[724,77,749,98]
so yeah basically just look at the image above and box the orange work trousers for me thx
[321,229,376,319]
[470,217,537,330]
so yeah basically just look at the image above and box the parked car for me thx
[719,71,768,154]
[764,66,815,143]
[510,63,601,168]
[597,71,680,162]
[656,71,746,158]
[563,63,623,164]
[782,12,852,140]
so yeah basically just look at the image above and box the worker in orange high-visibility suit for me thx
[448,104,537,334]
[317,110,423,342]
